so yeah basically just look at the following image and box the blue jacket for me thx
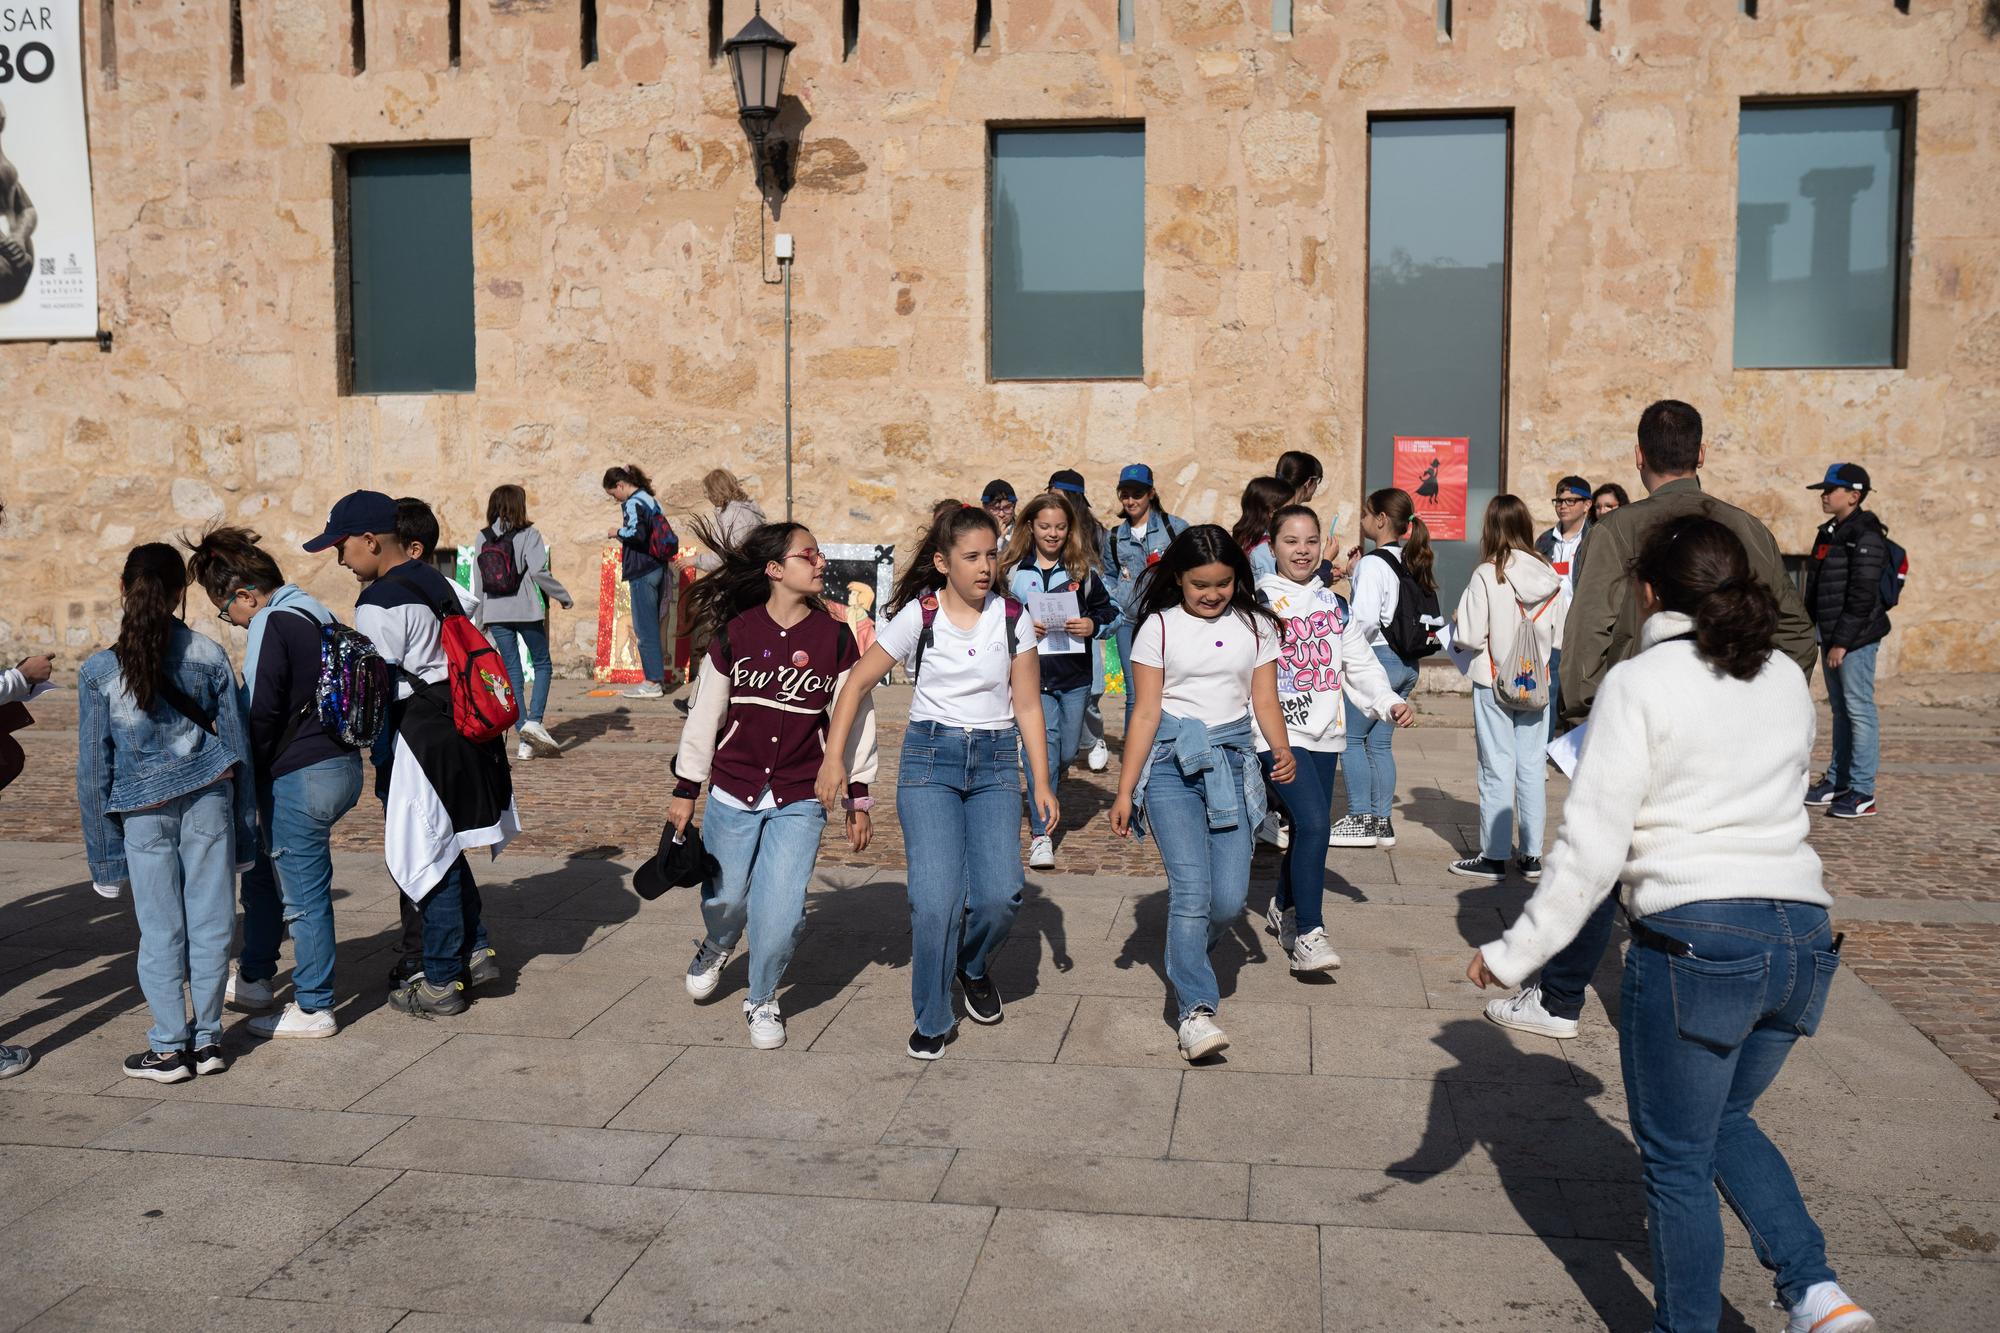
[77,625,258,885]
[1103,512,1189,621]
[616,490,665,581]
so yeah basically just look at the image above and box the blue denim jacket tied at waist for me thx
[1129,711,1266,841]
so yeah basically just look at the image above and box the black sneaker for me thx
[957,971,1003,1025]
[1374,816,1397,849]
[1803,778,1846,807]
[906,1026,956,1061]
[1829,791,1878,819]
[388,976,469,1017]
[124,1049,193,1084]
[1449,856,1508,880]
[190,1043,228,1076]
[1517,856,1543,881]
[388,955,424,987]
[464,947,500,989]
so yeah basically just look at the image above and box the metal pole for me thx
[782,255,794,522]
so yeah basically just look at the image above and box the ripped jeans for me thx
[237,754,364,1012]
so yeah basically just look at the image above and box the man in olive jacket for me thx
[1483,398,1817,1041]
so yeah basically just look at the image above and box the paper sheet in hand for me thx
[1437,621,1478,677]
[1028,590,1082,655]
[1546,721,1588,778]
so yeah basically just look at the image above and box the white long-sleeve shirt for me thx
[1348,545,1404,646]
[1479,611,1831,988]
[0,667,29,705]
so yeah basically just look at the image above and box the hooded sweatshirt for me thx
[1451,549,1568,690]
[1254,572,1404,752]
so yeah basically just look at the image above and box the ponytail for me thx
[1367,487,1437,596]
[602,463,654,495]
[889,504,999,615]
[113,543,190,714]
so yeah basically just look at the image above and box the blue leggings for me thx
[1259,748,1341,934]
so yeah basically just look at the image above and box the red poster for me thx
[1392,436,1470,541]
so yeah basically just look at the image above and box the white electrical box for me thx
[775,233,795,260]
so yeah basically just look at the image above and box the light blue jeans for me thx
[1471,683,1547,861]
[698,795,827,1007]
[898,723,1024,1038]
[1822,640,1879,796]
[125,781,239,1051]
[1146,743,1254,1022]
[1114,620,1139,730]
[1344,644,1419,819]
[1023,685,1088,838]
[239,754,364,1012]
[1621,899,1841,1329]
[488,620,553,727]
[627,567,666,685]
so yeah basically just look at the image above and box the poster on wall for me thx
[819,544,892,660]
[1392,435,1469,541]
[0,0,100,340]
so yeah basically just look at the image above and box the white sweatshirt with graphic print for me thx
[1254,572,1403,753]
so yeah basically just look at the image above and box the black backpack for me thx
[1879,534,1907,610]
[476,528,526,599]
[1368,548,1443,664]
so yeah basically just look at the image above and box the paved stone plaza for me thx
[1,683,1996,1330]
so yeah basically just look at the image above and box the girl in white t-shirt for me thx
[820,505,1058,1061]
[1109,525,1293,1062]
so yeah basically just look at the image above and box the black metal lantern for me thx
[723,5,797,194]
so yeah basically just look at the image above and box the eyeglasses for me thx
[1553,496,1589,507]
[784,548,827,566]
[215,589,247,623]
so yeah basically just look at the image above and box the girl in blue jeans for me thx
[1003,492,1116,871]
[1469,515,1873,1333]
[78,544,259,1083]
[474,484,574,762]
[1111,525,1292,1062]
[603,464,672,699]
[821,505,1057,1061]
[1335,487,1436,849]
[669,521,878,1050]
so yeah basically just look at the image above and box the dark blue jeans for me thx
[1620,899,1841,1329]
[1537,895,1621,1021]
[409,854,486,987]
[1260,747,1340,933]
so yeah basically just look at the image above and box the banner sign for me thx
[1392,435,1470,541]
[0,0,99,339]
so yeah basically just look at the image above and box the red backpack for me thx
[386,568,521,743]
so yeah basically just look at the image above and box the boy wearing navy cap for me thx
[1804,463,1891,818]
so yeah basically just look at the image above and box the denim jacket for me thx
[1103,513,1189,621]
[76,625,257,885]
[1128,711,1266,841]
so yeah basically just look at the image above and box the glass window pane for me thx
[990,127,1144,380]
[1363,118,1509,602]
[348,145,475,395]
[1735,101,1904,369]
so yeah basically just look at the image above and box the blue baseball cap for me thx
[1048,469,1087,495]
[1807,463,1870,494]
[1118,464,1155,488]
[303,490,399,551]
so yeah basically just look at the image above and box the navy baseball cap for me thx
[1118,464,1155,487]
[1048,469,1087,495]
[303,490,399,551]
[1807,463,1870,494]
[981,479,1016,504]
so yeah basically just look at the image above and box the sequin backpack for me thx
[276,609,393,752]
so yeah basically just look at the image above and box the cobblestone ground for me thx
[5,682,1997,1099]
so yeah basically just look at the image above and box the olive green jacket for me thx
[1559,476,1816,727]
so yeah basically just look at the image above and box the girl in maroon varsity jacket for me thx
[668,522,879,1051]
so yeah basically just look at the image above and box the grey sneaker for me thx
[1373,815,1397,848]
[0,1043,34,1078]
[388,976,468,1017]
[464,947,500,988]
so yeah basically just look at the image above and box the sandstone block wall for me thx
[1,0,1995,675]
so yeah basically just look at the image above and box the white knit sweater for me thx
[1480,611,1831,988]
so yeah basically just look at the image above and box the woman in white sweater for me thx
[1468,515,1871,1333]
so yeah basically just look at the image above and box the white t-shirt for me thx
[1130,605,1281,728]
[878,593,1038,730]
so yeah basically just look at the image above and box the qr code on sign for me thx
[38,258,53,275]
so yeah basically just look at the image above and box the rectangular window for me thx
[343,145,476,395]
[1363,117,1510,601]
[974,0,991,49]
[1735,100,1908,369]
[989,126,1144,381]
[1117,0,1132,43]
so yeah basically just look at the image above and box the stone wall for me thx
[2,0,1996,675]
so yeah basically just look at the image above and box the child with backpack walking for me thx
[186,527,378,1040]
[78,544,259,1082]
[1331,487,1440,849]
[670,521,879,1050]
[603,464,676,700]
[307,491,518,1017]
[1110,525,1293,1062]
[1255,507,1414,970]
[818,505,1058,1061]
[473,484,574,762]
[1449,495,1566,882]
[1003,492,1117,870]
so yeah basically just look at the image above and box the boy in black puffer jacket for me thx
[1804,463,1891,819]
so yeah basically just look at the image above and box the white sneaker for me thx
[247,1001,337,1040]
[1264,899,1297,954]
[745,1001,786,1050]
[225,971,274,1012]
[1483,985,1579,1039]
[520,720,561,756]
[516,740,533,761]
[1256,813,1284,847]
[1783,1281,1875,1333]
[1028,836,1055,870]
[622,681,665,699]
[1178,1008,1229,1061]
[1290,926,1342,973]
[1327,814,1378,848]
[684,938,731,999]
[1087,739,1109,772]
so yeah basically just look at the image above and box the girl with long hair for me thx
[474,484,574,761]
[1254,506,1413,970]
[1331,487,1438,850]
[691,468,768,574]
[1231,476,1292,581]
[603,464,672,699]
[670,522,878,1050]
[1469,516,1872,1333]
[1274,449,1324,506]
[1048,470,1114,773]
[186,525,366,1040]
[77,543,258,1082]
[1449,494,1565,881]
[1110,525,1292,1061]
[1003,493,1116,870]
[818,505,1057,1060]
